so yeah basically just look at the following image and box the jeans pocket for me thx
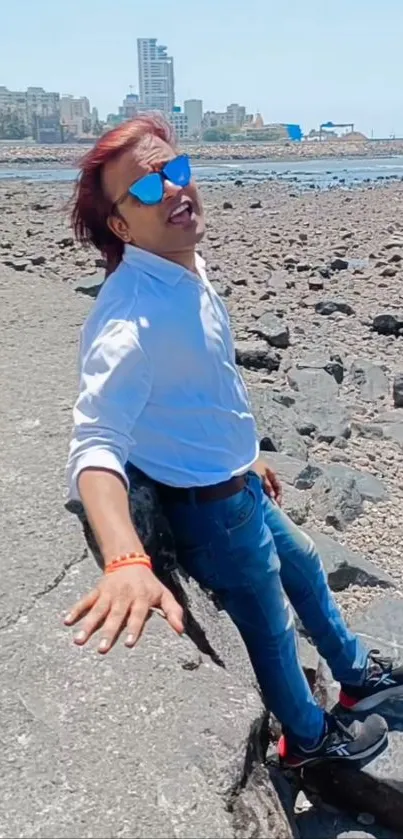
[223,473,260,536]
[178,544,217,590]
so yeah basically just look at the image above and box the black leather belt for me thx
[156,474,246,504]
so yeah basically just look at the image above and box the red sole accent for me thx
[277,734,288,759]
[339,690,358,709]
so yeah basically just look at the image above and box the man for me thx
[65,115,403,769]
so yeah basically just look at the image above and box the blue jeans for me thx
[163,471,368,747]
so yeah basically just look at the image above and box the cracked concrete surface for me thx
[0,267,295,838]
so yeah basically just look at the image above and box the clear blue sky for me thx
[1,0,402,137]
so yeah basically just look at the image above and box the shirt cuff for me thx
[68,449,129,501]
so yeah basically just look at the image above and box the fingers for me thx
[73,595,111,646]
[97,598,131,653]
[125,597,150,648]
[64,588,98,626]
[160,588,184,635]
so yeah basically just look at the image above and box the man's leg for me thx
[163,473,387,766]
[164,476,326,749]
[260,493,369,685]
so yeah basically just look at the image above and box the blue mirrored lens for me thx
[129,172,164,205]
[163,154,191,187]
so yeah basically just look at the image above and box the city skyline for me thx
[1,0,403,137]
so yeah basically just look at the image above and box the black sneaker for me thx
[278,713,388,769]
[340,649,403,712]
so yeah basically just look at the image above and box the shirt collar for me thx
[123,244,205,286]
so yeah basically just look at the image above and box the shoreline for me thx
[2,137,403,166]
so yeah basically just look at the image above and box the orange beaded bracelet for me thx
[105,552,152,575]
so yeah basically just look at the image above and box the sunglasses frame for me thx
[111,154,191,214]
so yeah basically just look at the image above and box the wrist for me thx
[104,551,152,575]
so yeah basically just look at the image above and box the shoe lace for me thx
[326,715,356,747]
[368,648,393,675]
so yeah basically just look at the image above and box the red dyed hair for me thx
[71,115,174,274]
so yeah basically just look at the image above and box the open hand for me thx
[64,565,184,654]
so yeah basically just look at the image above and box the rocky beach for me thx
[1,175,403,838]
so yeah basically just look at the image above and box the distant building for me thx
[202,102,249,132]
[137,38,175,114]
[226,103,246,128]
[0,86,60,136]
[60,95,91,139]
[33,114,62,144]
[170,110,188,140]
[119,92,140,120]
[242,118,302,141]
[184,99,203,136]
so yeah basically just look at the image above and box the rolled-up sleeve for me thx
[66,319,152,501]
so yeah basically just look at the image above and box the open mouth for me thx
[168,199,194,225]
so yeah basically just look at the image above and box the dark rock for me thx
[295,464,323,490]
[75,282,104,299]
[307,531,394,591]
[389,252,402,263]
[250,200,262,209]
[252,313,290,348]
[308,276,324,291]
[235,340,280,372]
[306,599,403,834]
[232,275,247,286]
[57,237,74,248]
[4,258,28,271]
[284,254,299,267]
[330,258,349,271]
[95,257,107,269]
[319,267,332,279]
[380,266,397,278]
[296,262,312,273]
[316,300,355,317]
[351,360,389,402]
[392,374,403,408]
[297,803,398,839]
[234,179,243,186]
[31,202,50,210]
[372,314,403,337]
[30,254,46,266]
[299,232,308,243]
[223,201,233,210]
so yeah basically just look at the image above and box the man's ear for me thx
[107,213,130,243]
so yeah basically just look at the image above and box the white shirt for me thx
[67,245,259,501]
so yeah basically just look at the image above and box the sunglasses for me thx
[115,154,192,209]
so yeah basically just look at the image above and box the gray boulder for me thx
[287,367,339,399]
[252,312,291,348]
[351,360,389,402]
[306,531,394,591]
[248,388,308,458]
[311,473,364,531]
[392,374,403,408]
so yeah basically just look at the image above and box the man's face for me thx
[104,135,205,259]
